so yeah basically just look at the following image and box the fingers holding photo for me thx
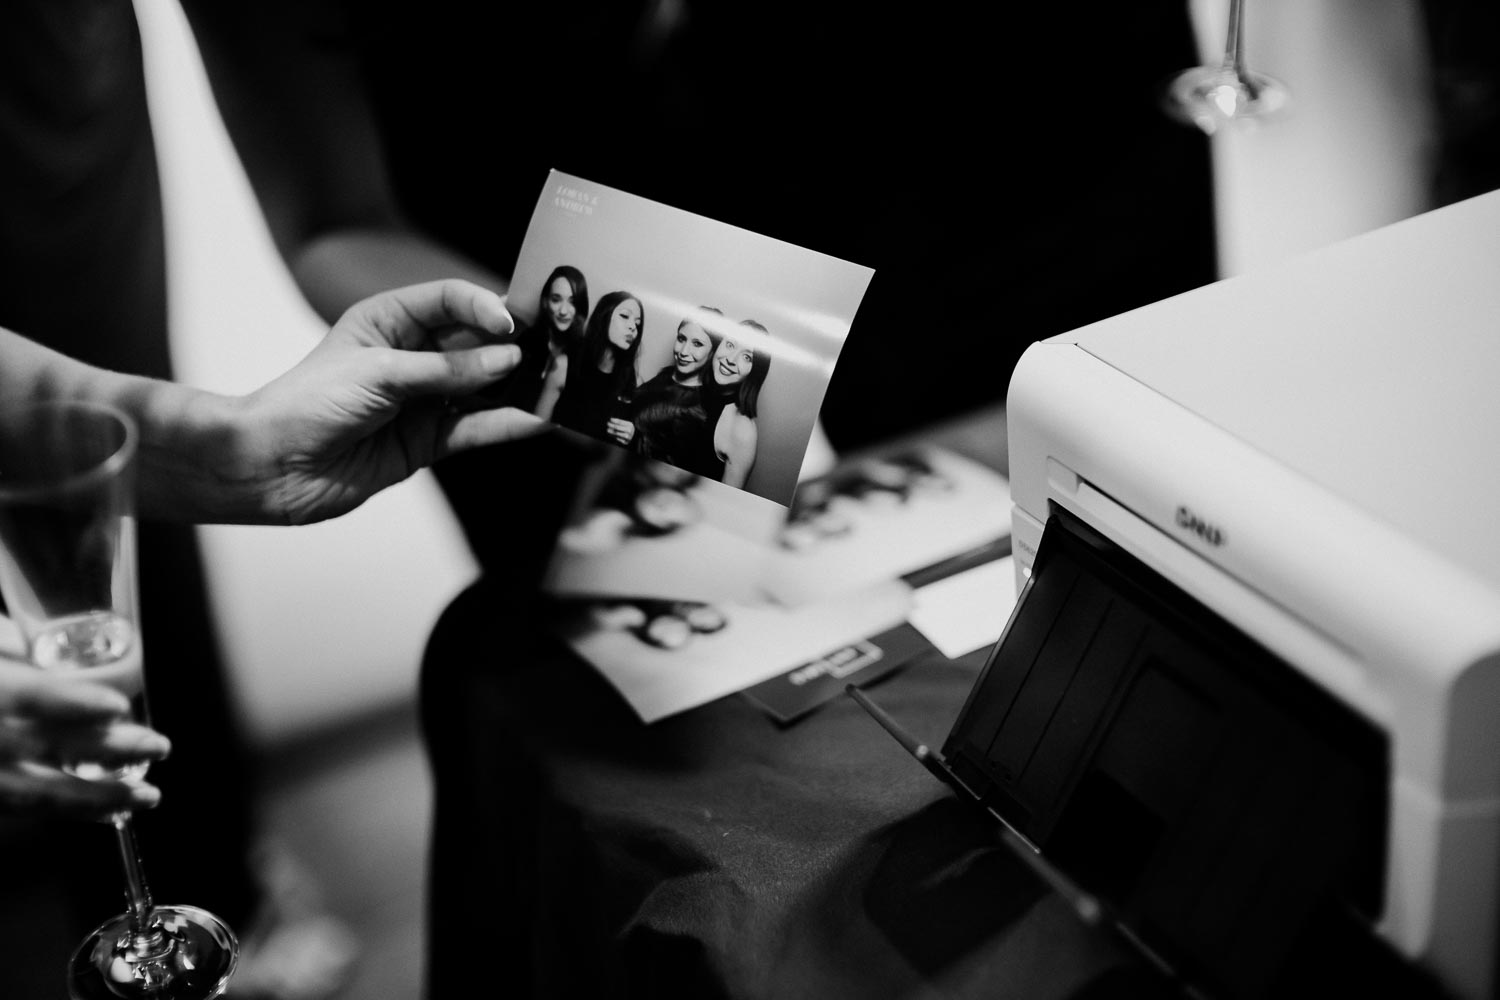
[335,278,515,351]
[439,405,550,458]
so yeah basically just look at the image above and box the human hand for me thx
[230,280,547,525]
[0,658,168,819]
[605,417,636,446]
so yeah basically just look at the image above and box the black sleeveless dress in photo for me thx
[686,386,737,483]
[554,349,631,445]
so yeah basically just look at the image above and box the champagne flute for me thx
[1164,0,1289,133]
[0,401,237,999]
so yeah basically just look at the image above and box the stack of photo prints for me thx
[495,172,1014,723]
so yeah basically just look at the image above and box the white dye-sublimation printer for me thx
[948,191,1500,998]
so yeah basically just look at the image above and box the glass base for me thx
[1163,65,1289,134]
[67,905,238,1000]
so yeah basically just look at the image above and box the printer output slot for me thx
[943,507,1394,999]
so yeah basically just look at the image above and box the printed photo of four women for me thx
[499,173,873,507]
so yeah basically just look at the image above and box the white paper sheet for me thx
[908,557,1018,660]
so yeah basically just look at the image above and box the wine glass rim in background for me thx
[0,400,138,504]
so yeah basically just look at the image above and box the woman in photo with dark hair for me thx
[501,265,589,412]
[538,289,643,445]
[629,306,723,468]
[702,319,772,488]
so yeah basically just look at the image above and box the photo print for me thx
[550,577,913,724]
[542,447,785,606]
[764,448,1013,605]
[539,445,1013,723]
[499,170,874,507]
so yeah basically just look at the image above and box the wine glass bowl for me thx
[0,401,238,999]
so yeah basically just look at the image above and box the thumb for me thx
[439,407,551,458]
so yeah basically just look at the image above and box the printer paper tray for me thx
[929,508,1443,999]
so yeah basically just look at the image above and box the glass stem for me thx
[112,812,157,938]
[1222,0,1261,98]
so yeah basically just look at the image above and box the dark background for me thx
[346,0,1220,449]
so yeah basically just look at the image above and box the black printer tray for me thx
[925,506,1446,999]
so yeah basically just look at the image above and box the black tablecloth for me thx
[419,576,1176,999]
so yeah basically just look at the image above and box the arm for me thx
[0,326,220,513]
[534,354,568,423]
[1,279,531,819]
[718,407,759,490]
[1,279,534,526]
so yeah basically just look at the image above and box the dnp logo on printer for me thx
[1175,505,1226,547]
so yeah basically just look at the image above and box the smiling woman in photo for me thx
[629,305,723,469]
[702,319,772,488]
[502,265,588,412]
[538,289,643,445]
